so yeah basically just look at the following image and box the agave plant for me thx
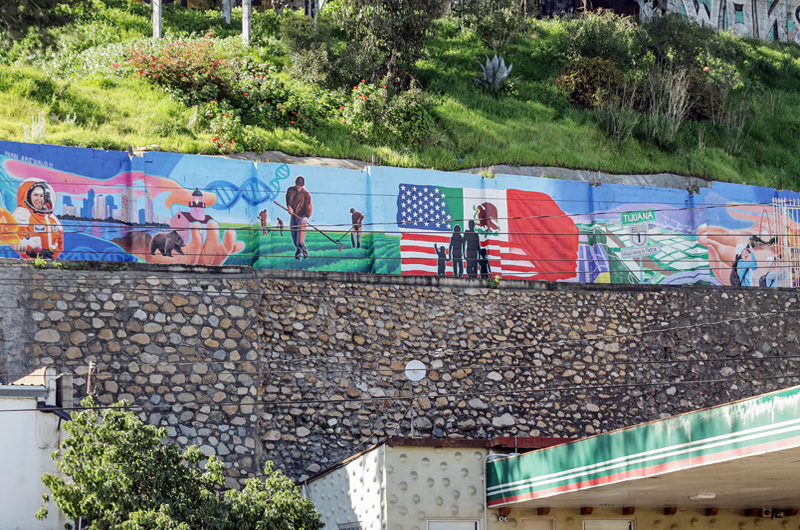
[474,54,517,92]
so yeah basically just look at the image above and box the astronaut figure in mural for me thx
[12,178,63,259]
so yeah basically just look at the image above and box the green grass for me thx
[2,1,800,189]
[253,231,401,273]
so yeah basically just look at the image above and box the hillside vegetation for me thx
[1,0,799,189]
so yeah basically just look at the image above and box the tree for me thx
[331,0,446,87]
[0,0,89,47]
[36,399,323,530]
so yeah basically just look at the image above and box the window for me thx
[734,3,745,23]
[428,520,480,530]
[584,521,634,530]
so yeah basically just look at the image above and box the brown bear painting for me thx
[149,230,186,257]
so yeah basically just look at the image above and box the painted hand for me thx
[183,220,246,266]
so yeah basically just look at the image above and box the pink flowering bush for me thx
[125,33,324,131]
[126,32,233,105]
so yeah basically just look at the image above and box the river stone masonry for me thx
[256,271,800,480]
[1,262,799,483]
[23,265,262,488]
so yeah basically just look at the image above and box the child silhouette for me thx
[434,244,450,276]
[479,248,491,278]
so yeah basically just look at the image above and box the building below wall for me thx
[309,384,800,530]
[0,368,72,530]
[306,437,565,530]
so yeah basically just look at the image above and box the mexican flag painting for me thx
[396,184,580,281]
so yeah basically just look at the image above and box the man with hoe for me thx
[286,176,313,260]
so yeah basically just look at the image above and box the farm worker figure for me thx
[286,176,312,260]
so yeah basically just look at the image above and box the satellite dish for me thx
[404,360,426,382]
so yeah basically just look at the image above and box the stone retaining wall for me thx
[256,272,800,480]
[2,262,799,483]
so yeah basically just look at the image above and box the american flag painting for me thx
[396,184,581,281]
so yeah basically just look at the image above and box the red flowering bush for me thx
[126,33,233,105]
[341,79,435,145]
[202,100,270,154]
[203,100,244,154]
[341,79,390,142]
[126,36,325,132]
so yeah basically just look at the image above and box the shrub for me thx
[596,84,640,144]
[342,79,436,145]
[386,81,436,145]
[688,55,742,121]
[643,13,715,68]
[330,0,445,86]
[642,66,691,148]
[281,14,337,86]
[560,11,649,69]
[125,34,325,131]
[465,0,530,51]
[202,100,244,153]
[126,34,235,105]
[342,80,390,141]
[555,57,624,109]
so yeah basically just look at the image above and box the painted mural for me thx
[1,140,799,288]
[639,0,800,44]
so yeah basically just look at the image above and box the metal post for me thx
[409,381,415,438]
[242,0,252,44]
[152,0,163,40]
[86,361,96,397]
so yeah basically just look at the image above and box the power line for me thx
[0,372,796,413]
[5,306,798,380]
[0,171,780,208]
[3,350,796,383]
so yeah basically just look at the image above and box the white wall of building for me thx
[308,444,387,530]
[309,444,489,530]
[385,445,487,530]
[0,396,66,530]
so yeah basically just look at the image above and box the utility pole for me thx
[152,0,163,40]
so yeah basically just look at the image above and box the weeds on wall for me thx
[596,83,640,144]
[643,67,691,149]
[22,111,47,143]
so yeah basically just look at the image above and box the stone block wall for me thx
[256,271,800,480]
[2,262,800,483]
[1,263,263,487]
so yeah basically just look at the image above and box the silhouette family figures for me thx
[449,225,465,277]
[446,221,490,278]
[479,248,491,278]
[464,220,481,278]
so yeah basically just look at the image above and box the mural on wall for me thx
[654,0,800,43]
[1,140,800,288]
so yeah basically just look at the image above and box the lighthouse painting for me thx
[170,188,215,241]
